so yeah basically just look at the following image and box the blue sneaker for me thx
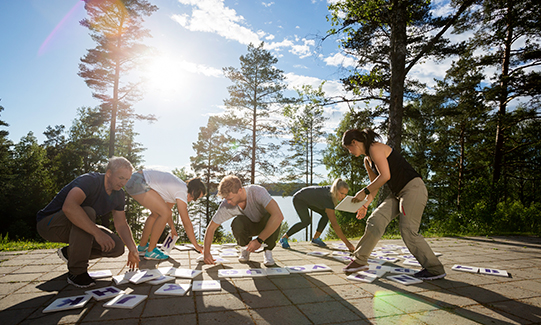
[311,238,327,248]
[279,237,290,249]
[137,243,149,256]
[144,247,169,260]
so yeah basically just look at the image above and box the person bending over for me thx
[279,179,354,251]
[125,169,206,260]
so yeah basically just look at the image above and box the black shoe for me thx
[67,272,96,288]
[413,268,446,280]
[57,247,68,263]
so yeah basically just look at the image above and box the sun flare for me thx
[143,54,190,99]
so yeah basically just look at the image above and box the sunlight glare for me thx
[143,54,192,101]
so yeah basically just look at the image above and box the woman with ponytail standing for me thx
[341,128,445,280]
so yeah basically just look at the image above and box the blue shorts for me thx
[125,172,151,196]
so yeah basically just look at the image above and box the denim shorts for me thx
[125,172,151,196]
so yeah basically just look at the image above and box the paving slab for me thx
[1,236,541,324]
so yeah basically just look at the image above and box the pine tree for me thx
[222,42,288,183]
[78,0,157,157]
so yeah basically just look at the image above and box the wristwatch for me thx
[256,237,264,244]
[363,187,370,195]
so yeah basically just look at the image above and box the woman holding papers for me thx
[279,179,355,251]
[125,170,206,260]
[341,129,445,280]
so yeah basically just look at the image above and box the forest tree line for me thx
[1,0,540,241]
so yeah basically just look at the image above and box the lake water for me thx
[219,196,330,242]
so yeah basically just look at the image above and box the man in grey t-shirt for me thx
[203,175,284,266]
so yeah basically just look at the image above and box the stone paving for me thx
[1,236,541,324]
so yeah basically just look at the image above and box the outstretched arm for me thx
[326,208,354,251]
[177,199,203,253]
[203,221,220,264]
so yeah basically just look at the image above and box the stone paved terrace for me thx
[1,236,541,324]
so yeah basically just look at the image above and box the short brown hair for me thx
[218,175,242,197]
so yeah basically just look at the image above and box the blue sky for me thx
[1,0,458,181]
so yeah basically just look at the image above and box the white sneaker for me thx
[238,249,250,262]
[263,250,275,266]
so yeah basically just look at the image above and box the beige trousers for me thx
[353,177,445,275]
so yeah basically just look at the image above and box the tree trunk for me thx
[387,0,408,153]
[492,1,513,185]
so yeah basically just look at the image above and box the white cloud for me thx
[262,2,274,8]
[324,52,357,68]
[173,0,261,45]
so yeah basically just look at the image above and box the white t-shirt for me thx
[211,185,273,225]
[142,170,187,204]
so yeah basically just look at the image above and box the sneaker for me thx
[413,268,446,280]
[311,238,327,248]
[238,248,250,262]
[57,246,68,263]
[144,247,169,260]
[263,250,275,266]
[279,237,290,249]
[67,272,95,288]
[342,260,369,273]
[138,243,149,256]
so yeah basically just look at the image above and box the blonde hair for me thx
[330,178,349,206]
[218,175,243,197]
[106,156,134,173]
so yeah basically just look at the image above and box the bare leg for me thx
[313,231,322,239]
[131,189,172,252]
[139,212,158,246]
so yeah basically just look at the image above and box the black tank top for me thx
[371,149,421,196]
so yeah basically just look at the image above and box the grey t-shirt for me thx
[211,185,273,225]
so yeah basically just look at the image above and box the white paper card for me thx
[335,196,368,213]
[367,258,387,265]
[451,265,479,273]
[88,270,113,279]
[103,294,147,309]
[192,280,221,291]
[372,256,399,263]
[265,268,290,276]
[172,268,202,279]
[154,283,191,296]
[158,267,176,276]
[113,271,137,285]
[161,234,179,254]
[85,286,123,301]
[389,267,419,275]
[307,251,330,256]
[245,268,268,277]
[362,269,387,277]
[403,259,421,267]
[347,272,377,283]
[333,255,353,263]
[479,268,509,277]
[218,269,245,278]
[286,266,309,273]
[387,274,423,285]
[175,245,193,251]
[130,269,163,284]
[220,251,239,258]
[147,275,175,285]
[43,295,92,313]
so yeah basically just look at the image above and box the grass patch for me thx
[0,234,64,252]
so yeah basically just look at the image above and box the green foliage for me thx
[0,233,64,251]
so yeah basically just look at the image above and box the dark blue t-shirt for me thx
[36,172,125,222]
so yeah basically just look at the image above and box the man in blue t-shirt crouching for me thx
[36,157,140,288]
